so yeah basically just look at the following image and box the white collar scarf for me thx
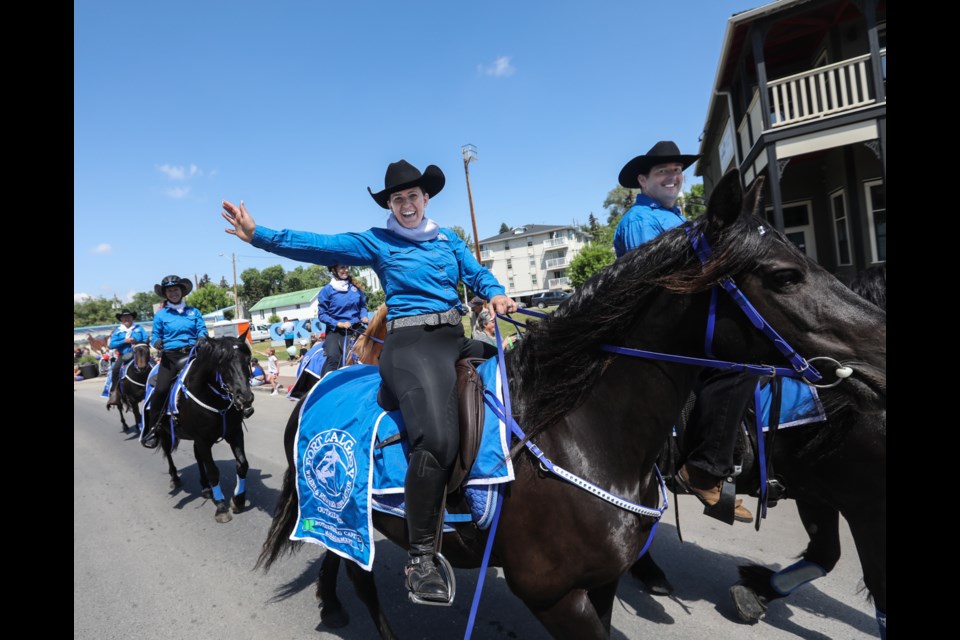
[386,215,440,242]
[167,301,186,313]
[329,278,350,292]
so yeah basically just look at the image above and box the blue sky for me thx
[75,0,754,303]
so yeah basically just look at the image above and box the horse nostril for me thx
[243,406,255,418]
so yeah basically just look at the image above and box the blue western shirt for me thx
[150,305,208,350]
[251,225,505,321]
[317,282,369,328]
[613,194,687,257]
[108,324,149,356]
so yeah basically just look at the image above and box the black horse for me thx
[106,342,154,433]
[629,261,886,638]
[256,169,886,639]
[153,334,256,523]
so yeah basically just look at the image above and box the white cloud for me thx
[157,163,203,180]
[478,56,515,77]
[74,292,92,302]
[164,186,191,199]
[92,243,112,254]
[124,290,137,303]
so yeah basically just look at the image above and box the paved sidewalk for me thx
[251,359,301,398]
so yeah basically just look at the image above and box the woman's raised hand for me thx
[222,200,257,243]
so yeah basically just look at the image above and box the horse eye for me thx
[768,269,802,288]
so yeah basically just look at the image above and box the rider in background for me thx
[105,308,148,408]
[614,141,753,524]
[317,263,369,378]
[141,274,208,449]
[221,159,516,604]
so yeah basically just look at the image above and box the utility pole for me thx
[461,144,482,263]
[231,253,240,318]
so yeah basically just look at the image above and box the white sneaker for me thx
[270,390,278,396]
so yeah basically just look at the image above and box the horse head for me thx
[132,342,152,369]
[351,304,388,365]
[195,336,256,418]
[699,170,886,414]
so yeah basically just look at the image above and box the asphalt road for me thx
[74,376,880,639]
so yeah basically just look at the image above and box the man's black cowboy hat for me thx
[617,141,700,188]
[154,274,194,298]
[115,308,138,321]
[368,160,445,209]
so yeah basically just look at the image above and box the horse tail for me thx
[255,464,303,571]
[350,303,388,365]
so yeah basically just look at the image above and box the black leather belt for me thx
[386,308,462,332]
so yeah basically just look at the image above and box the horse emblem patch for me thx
[303,429,358,512]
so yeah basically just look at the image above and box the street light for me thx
[461,144,482,263]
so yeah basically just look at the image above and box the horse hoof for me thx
[231,494,246,514]
[200,487,213,500]
[169,476,182,490]
[319,602,349,629]
[215,508,233,523]
[730,584,767,622]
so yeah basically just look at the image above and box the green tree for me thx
[268,313,281,323]
[186,284,234,315]
[499,223,510,234]
[679,183,706,220]
[129,291,162,320]
[587,212,599,232]
[74,295,122,327]
[366,289,386,310]
[568,245,616,288]
[603,186,639,227]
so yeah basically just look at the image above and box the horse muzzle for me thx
[242,406,255,418]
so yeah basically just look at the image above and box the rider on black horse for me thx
[105,308,148,409]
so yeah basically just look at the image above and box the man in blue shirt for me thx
[614,141,753,524]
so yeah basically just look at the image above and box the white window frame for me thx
[765,200,817,261]
[830,189,853,266]
[863,179,886,263]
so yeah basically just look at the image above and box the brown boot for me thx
[677,465,753,523]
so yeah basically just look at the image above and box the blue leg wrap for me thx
[876,608,886,640]
[769,559,827,596]
[212,484,225,502]
[236,478,246,495]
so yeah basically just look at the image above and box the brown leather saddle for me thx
[376,358,486,493]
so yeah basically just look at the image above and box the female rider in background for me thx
[317,263,369,378]
[141,274,208,449]
[221,159,516,604]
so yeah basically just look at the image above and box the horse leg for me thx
[845,512,886,639]
[528,588,615,640]
[225,426,250,514]
[131,400,143,434]
[315,552,349,629]
[730,500,840,623]
[159,427,180,490]
[193,440,231,523]
[588,580,622,636]
[629,550,675,596]
[341,560,397,640]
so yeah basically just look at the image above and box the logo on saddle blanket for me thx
[303,429,358,511]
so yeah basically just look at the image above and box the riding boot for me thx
[403,450,450,603]
[106,367,122,407]
[140,409,162,449]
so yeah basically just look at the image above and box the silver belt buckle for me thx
[447,310,460,326]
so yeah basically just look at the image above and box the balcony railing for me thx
[548,277,570,289]
[768,52,880,128]
[480,250,493,260]
[544,256,570,269]
[543,237,568,248]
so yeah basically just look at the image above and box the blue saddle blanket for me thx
[292,358,514,570]
[756,377,826,430]
[295,344,327,380]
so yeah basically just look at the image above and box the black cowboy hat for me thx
[115,308,138,321]
[618,141,701,188]
[368,160,445,209]
[154,274,194,298]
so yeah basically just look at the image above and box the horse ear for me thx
[705,169,744,230]
[239,327,250,342]
[743,176,765,218]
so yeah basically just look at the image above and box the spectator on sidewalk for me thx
[265,347,280,395]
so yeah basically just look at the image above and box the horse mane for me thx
[849,263,886,311]
[508,210,771,451]
[351,304,388,365]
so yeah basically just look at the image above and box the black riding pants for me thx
[320,324,363,378]
[684,369,758,479]
[149,350,190,423]
[378,323,496,469]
